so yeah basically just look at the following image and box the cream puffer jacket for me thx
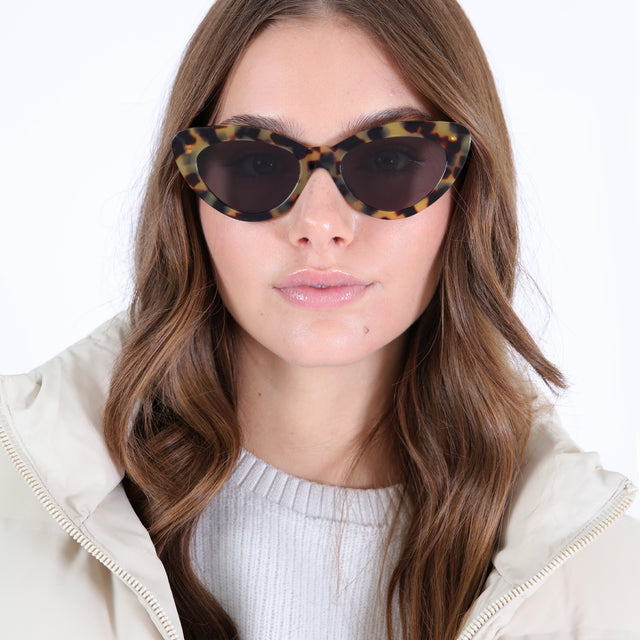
[1,314,639,640]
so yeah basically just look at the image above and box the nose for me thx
[286,169,356,249]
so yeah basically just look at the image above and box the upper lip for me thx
[275,269,369,289]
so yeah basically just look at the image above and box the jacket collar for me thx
[494,402,632,584]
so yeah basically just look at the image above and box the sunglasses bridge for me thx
[275,147,352,208]
[306,149,343,171]
[299,149,348,192]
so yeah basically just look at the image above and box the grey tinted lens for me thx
[198,141,300,214]
[341,137,446,211]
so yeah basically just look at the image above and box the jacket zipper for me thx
[456,483,636,639]
[0,421,181,640]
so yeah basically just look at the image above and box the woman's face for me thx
[199,17,453,369]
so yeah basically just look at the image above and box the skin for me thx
[199,16,453,488]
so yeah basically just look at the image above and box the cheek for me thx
[198,203,250,301]
[199,201,251,256]
[198,201,280,312]
[384,193,452,306]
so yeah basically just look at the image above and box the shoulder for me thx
[483,396,640,638]
[500,514,640,638]
[0,312,129,426]
[0,311,131,529]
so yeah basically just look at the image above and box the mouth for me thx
[276,269,369,288]
[274,269,371,309]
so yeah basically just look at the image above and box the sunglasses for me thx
[172,120,471,222]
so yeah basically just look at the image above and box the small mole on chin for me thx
[363,326,370,334]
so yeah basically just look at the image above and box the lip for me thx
[274,269,371,309]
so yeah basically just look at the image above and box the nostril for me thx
[291,232,346,248]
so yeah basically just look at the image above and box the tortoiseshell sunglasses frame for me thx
[172,120,471,221]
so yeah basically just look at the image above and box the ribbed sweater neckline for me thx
[227,448,404,527]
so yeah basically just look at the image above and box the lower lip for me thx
[276,284,368,309]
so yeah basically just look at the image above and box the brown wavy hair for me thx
[104,1,564,638]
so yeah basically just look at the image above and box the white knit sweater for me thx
[192,449,406,639]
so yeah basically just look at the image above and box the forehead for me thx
[216,16,429,145]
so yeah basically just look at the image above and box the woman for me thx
[0,1,638,639]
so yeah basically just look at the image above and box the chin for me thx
[275,339,377,369]
[275,326,409,370]
[236,318,409,371]
[284,350,373,369]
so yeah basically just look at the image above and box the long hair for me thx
[104,1,564,638]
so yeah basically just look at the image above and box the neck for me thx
[235,333,405,489]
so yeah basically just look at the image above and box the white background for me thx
[0,2,638,517]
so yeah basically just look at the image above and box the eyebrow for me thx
[343,107,433,136]
[218,106,433,144]
[217,114,303,139]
